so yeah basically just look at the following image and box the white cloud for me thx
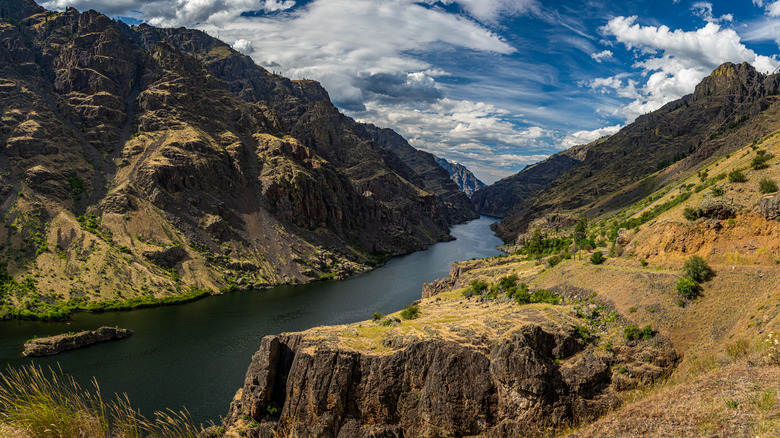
[766,1,780,16]
[424,0,540,24]
[560,124,622,148]
[691,2,733,23]
[590,49,613,63]
[593,16,780,121]
[231,38,254,54]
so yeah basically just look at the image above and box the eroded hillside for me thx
[0,0,475,319]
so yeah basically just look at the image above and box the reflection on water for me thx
[0,216,503,425]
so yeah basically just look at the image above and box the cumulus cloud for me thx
[231,38,254,54]
[353,98,560,183]
[592,16,780,121]
[590,49,613,63]
[41,0,296,26]
[560,124,622,148]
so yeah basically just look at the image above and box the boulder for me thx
[758,193,780,220]
[698,194,736,219]
[142,245,186,269]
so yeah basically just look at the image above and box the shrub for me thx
[710,186,723,196]
[624,324,641,341]
[530,288,560,305]
[639,258,648,267]
[751,152,774,170]
[400,304,420,320]
[728,169,747,183]
[759,178,778,194]
[463,279,489,298]
[590,251,605,265]
[547,254,562,267]
[498,274,518,291]
[514,283,531,304]
[629,306,637,313]
[676,277,701,299]
[682,207,699,221]
[372,312,384,322]
[683,255,714,282]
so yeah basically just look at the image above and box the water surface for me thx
[0,216,502,425]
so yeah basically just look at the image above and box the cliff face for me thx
[0,0,474,317]
[222,293,678,437]
[433,156,486,198]
[482,62,780,241]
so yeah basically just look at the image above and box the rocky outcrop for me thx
[23,327,133,356]
[434,156,486,198]
[224,322,677,437]
[698,194,737,219]
[758,193,780,220]
[142,246,187,269]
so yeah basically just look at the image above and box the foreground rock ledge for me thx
[23,327,133,357]
[221,296,678,438]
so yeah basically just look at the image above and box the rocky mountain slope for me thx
[483,62,780,241]
[471,142,590,217]
[433,156,485,198]
[0,0,475,319]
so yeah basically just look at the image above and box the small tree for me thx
[683,255,714,282]
[400,304,420,320]
[573,219,587,260]
[590,251,605,265]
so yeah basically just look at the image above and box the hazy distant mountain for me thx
[434,157,486,198]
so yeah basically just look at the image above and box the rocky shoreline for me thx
[23,327,133,357]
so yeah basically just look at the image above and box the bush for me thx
[463,279,489,298]
[728,169,747,183]
[751,152,774,170]
[683,255,714,282]
[676,277,701,299]
[759,178,778,194]
[514,283,531,304]
[530,288,560,305]
[639,258,648,267]
[624,324,654,341]
[590,251,605,265]
[710,186,723,196]
[400,304,420,320]
[372,312,384,322]
[548,254,562,267]
[682,207,699,221]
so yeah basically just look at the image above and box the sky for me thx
[38,0,780,184]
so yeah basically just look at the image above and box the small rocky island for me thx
[23,327,133,357]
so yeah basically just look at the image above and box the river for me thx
[0,216,503,426]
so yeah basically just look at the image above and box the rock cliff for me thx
[222,290,678,437]
[0,0,475,318]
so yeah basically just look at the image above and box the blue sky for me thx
[41,0,780,183]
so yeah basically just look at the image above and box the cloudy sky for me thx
[41,0,780,183]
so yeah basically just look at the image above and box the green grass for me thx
[0,364,201,437]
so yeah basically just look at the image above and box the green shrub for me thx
[498,274,518,291]
[759,178,778,194]
[751,152,774,170]
[676,277,701,299]
[728,169,747,183]
[682,207,699,221]
[530,289,560,305]
[639,258,648,267]
[710,186,723,196]
[590,251,605,265]
[514,283,531,304]
[629,306,637,313]
[548,254,562,267]
[463,279,489,298]
[400,304,420,320]
[372,312,384,322]
[683,255,714,282]
[624,324,641,341]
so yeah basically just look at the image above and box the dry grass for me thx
[0,364,202,438]
[564,364,780,438]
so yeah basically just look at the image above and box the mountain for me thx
[0,0,475,318]
[481,62,780,241]
[470,142,590,217]
[433,156,485,198]
[361,124,478,223]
